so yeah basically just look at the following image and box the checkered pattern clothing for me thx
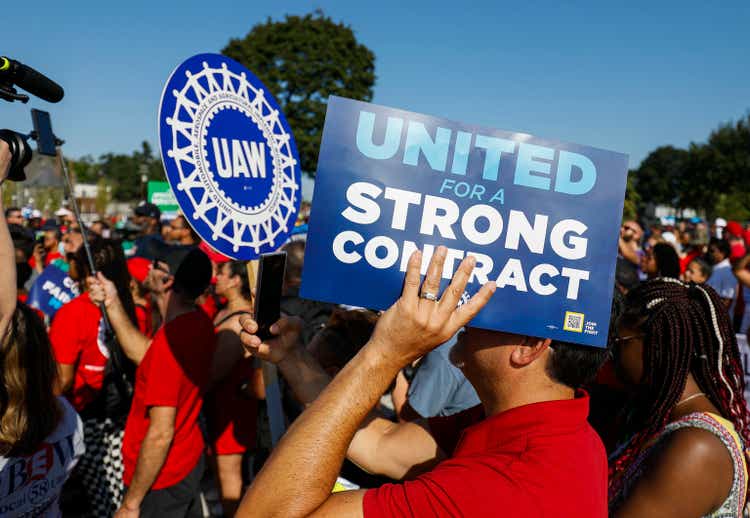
[76,416,126,517]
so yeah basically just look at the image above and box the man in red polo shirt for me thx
[90,246,215,517]
[236,247,609,517]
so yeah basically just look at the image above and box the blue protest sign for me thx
[27,263,80,318]
[301,97,629,347]
[158,53,302,260]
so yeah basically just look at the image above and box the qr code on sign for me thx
[563,312,585,333]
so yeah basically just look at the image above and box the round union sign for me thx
[158,53,301,259]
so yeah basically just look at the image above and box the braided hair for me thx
[609,278,750,503]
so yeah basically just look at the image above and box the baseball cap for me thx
[41,219,59,231]
[726,221,743,238]
[127,257,151,284]
[198,241,231,264]
[134,201,161,220]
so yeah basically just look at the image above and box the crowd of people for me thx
[2,136,750,517]
[618,217,750,333]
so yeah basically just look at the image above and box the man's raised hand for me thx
[87,272,119,308]
[239,315,304,364]
[369,245,496,368]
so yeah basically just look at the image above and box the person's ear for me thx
[510,337,551,367]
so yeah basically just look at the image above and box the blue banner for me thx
[158,53,302,260]
[301,97,628,347]
[27,263,80,318]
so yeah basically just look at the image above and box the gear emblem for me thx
[159,53,301,259]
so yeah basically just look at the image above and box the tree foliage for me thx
[69,141,165,202]
[631,146,689,208]
[622,172,640,221]
[631,112,750,218]
[222,10,376,175]
[97,141,164,201]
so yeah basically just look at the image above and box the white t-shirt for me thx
[0,397,84,517]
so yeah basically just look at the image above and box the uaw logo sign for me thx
[159,53,301,259]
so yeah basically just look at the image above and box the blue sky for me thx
[3,0,748,173]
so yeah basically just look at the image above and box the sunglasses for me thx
[151,258,170,274]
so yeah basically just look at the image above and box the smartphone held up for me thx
[253,252,287,341]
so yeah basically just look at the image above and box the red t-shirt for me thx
[122,310,216,490]
[198,294,220,320]
[28,250,63,270]
[49,293,108,412]
[134,303,153,337]
[363,392,607,518]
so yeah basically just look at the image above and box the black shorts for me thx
[137,456,205,518]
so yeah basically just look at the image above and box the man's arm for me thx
[348,414,445,480]
[241,317,446,480]
[55,362,76,395]
[734,254,750,288]
[236,246,495,517]
[618,237,640,265]
[117,406,176,515]
[89,273,151,364]
[0,140,17,341]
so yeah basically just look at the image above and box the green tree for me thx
[2,182,15,207]
[223,10,376,175]
[622,172,640,221]
[99,141,165,201]
[713,192,750,221]
[34,187,63,215]
[631,146,690,208]
[632,112,750,217]
[95,178,111,215]
[704,114,750,194]
[71,155,98,183]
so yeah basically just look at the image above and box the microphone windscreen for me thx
[16,63,64,103]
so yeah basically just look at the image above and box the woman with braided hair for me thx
[609,278,750,517]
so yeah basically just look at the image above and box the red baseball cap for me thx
[726,221,743,238]
[127,257,151,284]
[199,241,231,264]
